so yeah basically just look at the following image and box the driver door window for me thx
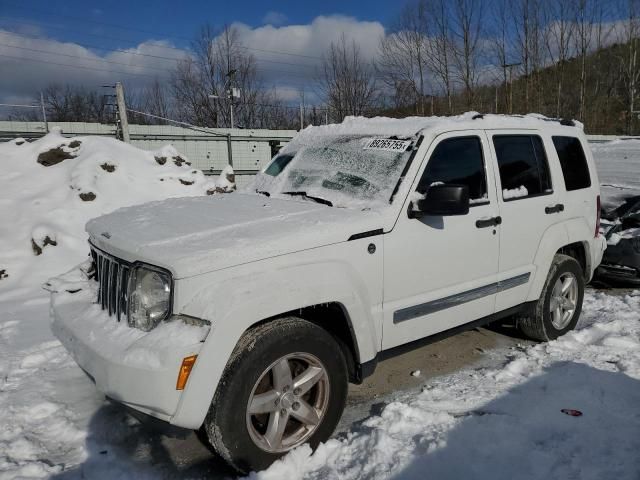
[417,136,488,205]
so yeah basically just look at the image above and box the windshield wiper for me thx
[282,191,333,207]
[256,189,270,197]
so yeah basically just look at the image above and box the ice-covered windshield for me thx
[253,134,419,209]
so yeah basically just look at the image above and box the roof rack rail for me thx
[470,113,576,127]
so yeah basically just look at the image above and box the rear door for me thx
[487,131,564,311]
[382,131,501,349]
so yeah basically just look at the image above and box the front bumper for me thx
[49,267,209,424]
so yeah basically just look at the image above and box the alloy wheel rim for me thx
[246,352,330,453]
[549,272,579,330]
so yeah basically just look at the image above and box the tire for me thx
[518,254,585,341]
[202,317,348,474]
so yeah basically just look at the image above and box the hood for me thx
[86,193,384,278]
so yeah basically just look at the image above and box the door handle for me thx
[476,216,502,228]
[545,203,564,214]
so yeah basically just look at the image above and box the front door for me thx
[382,132,501,350]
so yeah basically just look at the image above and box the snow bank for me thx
[591,140,640,208]
[0,130,233,299]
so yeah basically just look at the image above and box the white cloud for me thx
[262,11,287,26]
[0,29,187,104]
[227,15,385,100]
[0,15,385,107]
[233,15,384,63]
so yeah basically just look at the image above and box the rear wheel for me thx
[518,254,584,341]
[202,317,348,473]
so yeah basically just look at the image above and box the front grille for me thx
[90,245,131,322]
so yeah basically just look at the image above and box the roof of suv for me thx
[296,112,584,141]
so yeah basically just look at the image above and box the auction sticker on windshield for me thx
[364,138,412,152]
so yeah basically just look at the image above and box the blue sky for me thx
[1,0,398,50]
[0,0,628,106]
[0,0,397,103]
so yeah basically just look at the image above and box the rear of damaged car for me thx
[597,195,640,284]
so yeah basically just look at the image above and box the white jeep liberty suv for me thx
[50,113,606,473]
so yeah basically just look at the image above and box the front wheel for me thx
[518,254,585,341]
[202,317,348,473]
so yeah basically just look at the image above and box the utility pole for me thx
[299,88,305,130]
[115,82,130,143]
[226,69,238,129]
[501,62,521,114]
[40,91,48,133]
[300,103,304,130]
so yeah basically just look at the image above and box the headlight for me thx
[128,265,172,331]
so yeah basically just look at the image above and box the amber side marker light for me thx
[176,355,198,390]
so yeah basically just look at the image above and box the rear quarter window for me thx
[552,136,592,191]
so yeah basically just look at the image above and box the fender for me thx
[526,222,570,301]
[169,239,382,429]
[564,217,594,278]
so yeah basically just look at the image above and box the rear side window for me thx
[417,136,488,203]
[552,136,591,191]
[493,135,552,200]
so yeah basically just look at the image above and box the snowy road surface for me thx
[1,287,639,479]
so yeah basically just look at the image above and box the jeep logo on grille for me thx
[101,232,111,239]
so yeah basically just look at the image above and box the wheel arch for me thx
[239,302,365,385]
[557,241,590,280]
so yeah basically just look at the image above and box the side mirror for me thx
[409,184,470,218]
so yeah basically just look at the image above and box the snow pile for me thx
[0,130,233,298]
[253,290,640,480]
[591,139,640,208]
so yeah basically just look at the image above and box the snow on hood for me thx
[87,193,383,278]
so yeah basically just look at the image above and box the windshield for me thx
[253,134,419,209]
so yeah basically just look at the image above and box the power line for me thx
[0,6,324,61]
[0,29,185,63]
[1,29,321,73]
[0,42,175,74]
[0,52,159,78]
[0,102,40,108]
[0,41,320,84]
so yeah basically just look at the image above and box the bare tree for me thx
[618,0,640,134]
[171,24,279,128]
[41,84,106,122]
[378,0,430,114]
[543,0,575,117]
[142,79,170,121]
[491,0,512,113]
[511,0,533,110]
[319,34,378,120]
[574,0,596,121]
[450,0,484,109]
[425,0,454,113]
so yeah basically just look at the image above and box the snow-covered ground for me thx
[1,130,639,479]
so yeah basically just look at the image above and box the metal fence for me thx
[2,120,638,187]
[0,120,297,187]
